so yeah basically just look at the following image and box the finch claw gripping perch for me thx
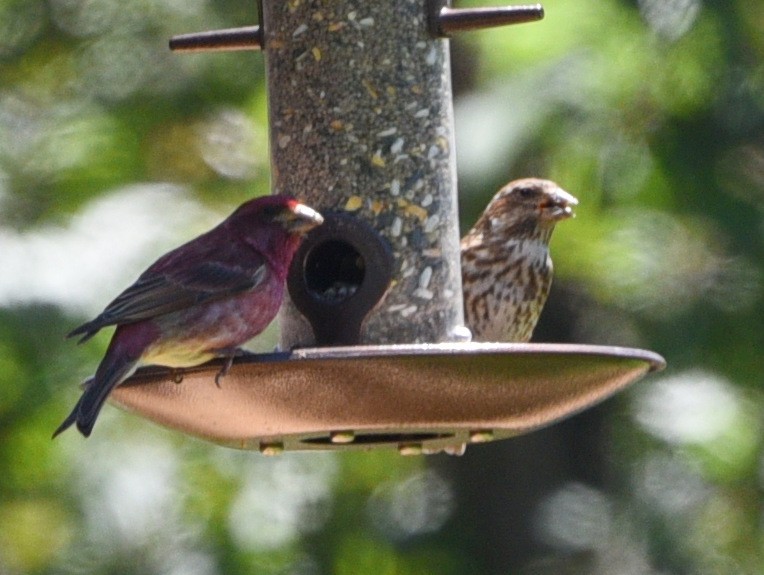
[214,362,230,388]
[214,348,245,387]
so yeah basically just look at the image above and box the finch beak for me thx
[282,202,324,234]
[540,188,578,222]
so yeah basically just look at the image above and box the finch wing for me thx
[68,245,269,342]
[101,260,268,321]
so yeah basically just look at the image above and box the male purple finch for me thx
[461,178,578,342]
[54,195,323,438]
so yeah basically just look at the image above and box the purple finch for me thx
[461,178,577,342]
[54,195,323,438]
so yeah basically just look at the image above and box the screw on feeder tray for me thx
[259,441,284,456]
[287,212,394,347]
[427,0,544,37]
[330,430,356,444]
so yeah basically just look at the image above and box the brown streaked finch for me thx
[54,195,323,438]
[461,178,578,342]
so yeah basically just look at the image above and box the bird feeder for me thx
[111,0,665,455]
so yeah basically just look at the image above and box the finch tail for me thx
[52,397,81,438]
[66,319,104,344]
[52,353,139,438]
[78,355,139,437]
[54,322,157,438]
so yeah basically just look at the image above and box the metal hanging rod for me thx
[168,3,544,54]
[169,25,262,53]
[434,4,544,36]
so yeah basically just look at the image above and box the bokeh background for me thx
[1,0,762,573]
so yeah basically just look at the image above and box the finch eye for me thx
[260,205,286,219]
[516,187,536,199]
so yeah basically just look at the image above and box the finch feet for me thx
[214,360,231,388]
[214,348,246,387]
[171,369,184,384]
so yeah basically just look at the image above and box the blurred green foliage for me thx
[0,0,762,573]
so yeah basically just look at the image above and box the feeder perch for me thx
[113,344,663,454]
[110,0,665,454]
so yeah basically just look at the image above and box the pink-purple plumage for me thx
[55,195,323,438]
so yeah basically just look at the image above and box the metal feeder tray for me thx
[111,342,665,455]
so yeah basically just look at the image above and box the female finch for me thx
[461,178,578,342]
[54,195,323,438]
